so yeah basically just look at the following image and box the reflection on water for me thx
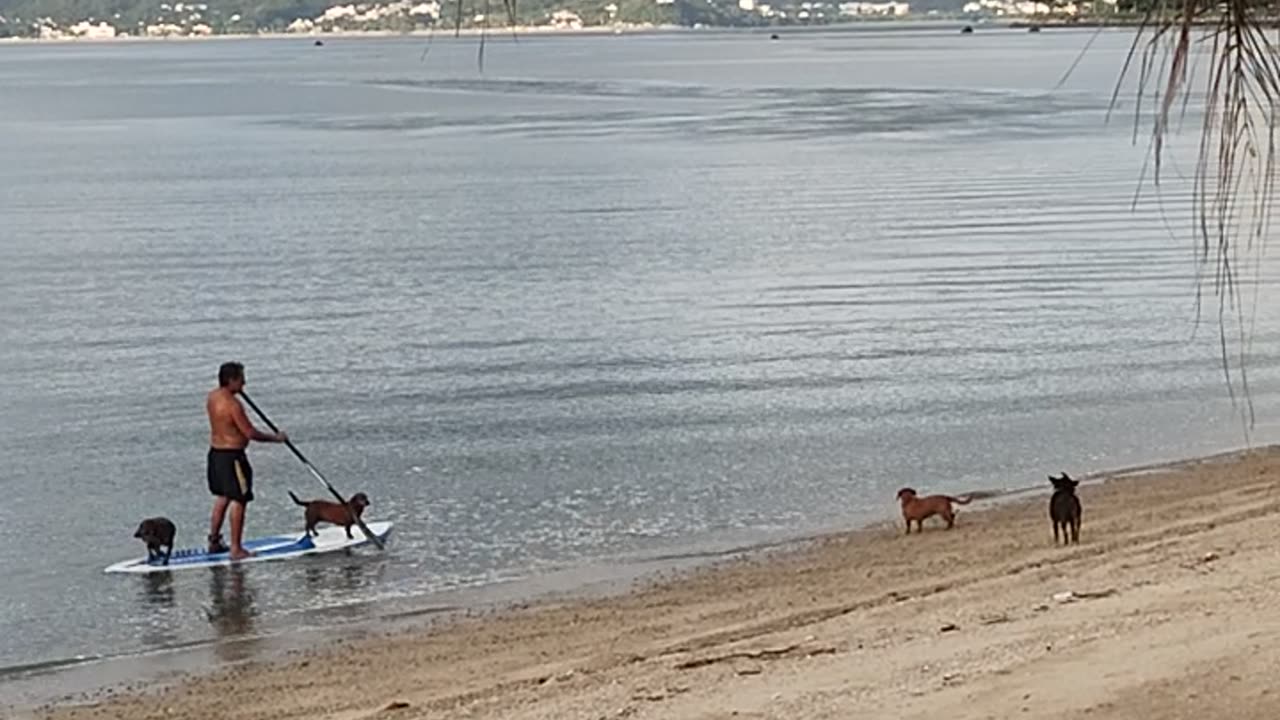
[303,554,389,592]
[136,573,180,649]
[296,554,394,621]
[304,561,364,593]
[206,566,258,662]
[121,553,396,665]
[140,573,175,608]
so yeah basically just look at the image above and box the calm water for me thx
[3,25,1280,697]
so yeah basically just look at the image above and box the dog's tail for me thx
[288,491,307,506]
[948,495,973,505]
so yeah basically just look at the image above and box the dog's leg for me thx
[1053,521,1060,545]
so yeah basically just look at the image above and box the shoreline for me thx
[0,19,1051,46]
[0,444,1187,700]
[16,440,1280,719]
[0,526,818,711]
[0,26,675,47]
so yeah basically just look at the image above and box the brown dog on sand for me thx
[896,488,972,534]
[288,491,370,539]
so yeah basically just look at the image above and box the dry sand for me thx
[32,445,1280,720]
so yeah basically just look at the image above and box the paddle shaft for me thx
[239,391,385,550]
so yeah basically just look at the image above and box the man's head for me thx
[218,362,245,393]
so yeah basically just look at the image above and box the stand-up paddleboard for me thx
[104,521,393,574]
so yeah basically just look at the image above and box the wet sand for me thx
[30,444,1280,720]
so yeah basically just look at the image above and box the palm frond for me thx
[1118,0,1280,432]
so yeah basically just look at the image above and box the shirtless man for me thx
[206,362,287,559]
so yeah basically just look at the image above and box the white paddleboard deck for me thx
[104,521,393,574]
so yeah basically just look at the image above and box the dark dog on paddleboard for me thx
[134,517,176,565]
[1049,472,1082,545]
[288,491,370,539]
[896,488,972,534]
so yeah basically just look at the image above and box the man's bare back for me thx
[208,387,254,450]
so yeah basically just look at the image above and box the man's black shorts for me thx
[207,447,254,503]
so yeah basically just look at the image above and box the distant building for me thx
[838,1,909,16]
[145,22,184,36]
[321,5,359,21]
[410,2,442,18]
[69,20,119,38]
[549,9,583,28]
[962,0,1078,15]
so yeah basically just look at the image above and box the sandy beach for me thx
[21,443,1280,719]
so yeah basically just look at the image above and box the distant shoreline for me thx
[0,25,678,45]
[0,18,1066,46]
[1009,16,1280,28]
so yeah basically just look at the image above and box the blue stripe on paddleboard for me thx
[146,533,313,567]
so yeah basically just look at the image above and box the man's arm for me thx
[232,400,287,443]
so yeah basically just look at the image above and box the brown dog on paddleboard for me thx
[288,491,370,539]
[896,488,972,534]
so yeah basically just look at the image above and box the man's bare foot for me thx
[229,548,254,561]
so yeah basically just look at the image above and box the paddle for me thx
[239,391,385,550]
